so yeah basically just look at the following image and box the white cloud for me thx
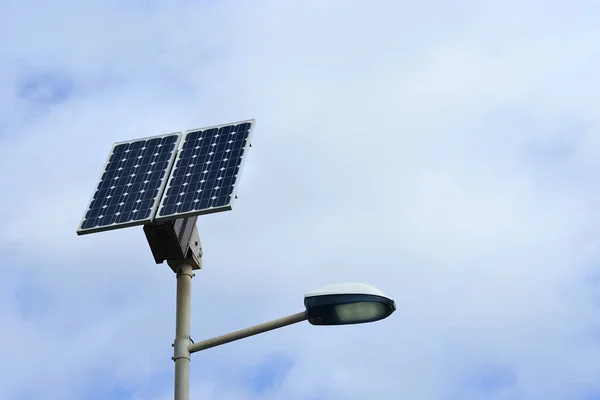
[1,0,600,399]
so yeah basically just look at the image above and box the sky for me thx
[1,0,600,399]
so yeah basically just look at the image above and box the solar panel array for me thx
[155,120,254,221]
[77,119,254,235]
[77,134,180,235]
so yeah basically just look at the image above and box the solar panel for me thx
[77,133,181,235]
[154,120,254,222]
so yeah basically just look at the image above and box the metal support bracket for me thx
[144,216,203,272]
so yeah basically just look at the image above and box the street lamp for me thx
[75,119,395,400]
[187,282,395,354]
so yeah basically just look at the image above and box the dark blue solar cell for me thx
[156,120,253,220]
[77,133,180,234]
[113,143,128,153]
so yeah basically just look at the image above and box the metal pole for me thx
[173,263,194,400]
[189,311,307,354]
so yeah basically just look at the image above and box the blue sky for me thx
[2,0,600,399]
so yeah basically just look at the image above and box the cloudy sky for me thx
[2,0,600,399]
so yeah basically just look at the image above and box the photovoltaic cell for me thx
[77,133,180,235]
[155,120,254,221]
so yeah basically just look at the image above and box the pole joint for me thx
[176,268,195,279]
[173,337,191,362]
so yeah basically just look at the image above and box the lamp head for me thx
[304,283,396,326]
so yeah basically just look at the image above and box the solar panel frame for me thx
[153,119,255,222]
[76,132,182,235]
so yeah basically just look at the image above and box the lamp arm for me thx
[188,310,307,354]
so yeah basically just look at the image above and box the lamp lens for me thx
[334,302,387,323]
